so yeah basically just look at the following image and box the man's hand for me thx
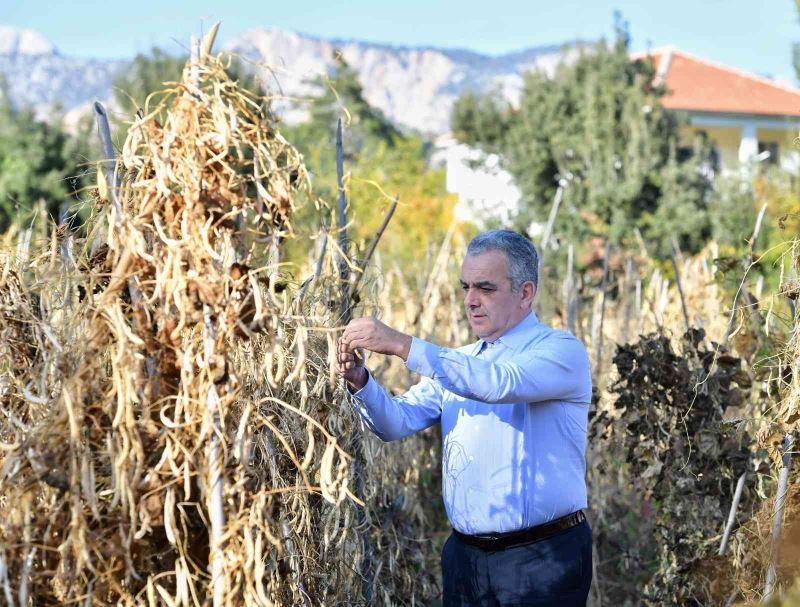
[341,317,413,360]
[335,340,368,391]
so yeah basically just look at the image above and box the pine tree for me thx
[450,19,715,256]
[288,51,401,159]
[0,95,90,231]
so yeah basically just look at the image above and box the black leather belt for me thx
[453,510,586,551]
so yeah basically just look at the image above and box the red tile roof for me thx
[633,48,800,118]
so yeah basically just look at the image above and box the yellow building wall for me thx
[679,125,741,171]
[757,127,797,147]
[679,124,800,172]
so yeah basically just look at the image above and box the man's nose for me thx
[464,288,479,308]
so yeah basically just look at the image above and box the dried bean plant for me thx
[0,29,445,606]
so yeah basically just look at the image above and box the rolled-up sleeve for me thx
[350,371,444,442]
[405,334,592,404]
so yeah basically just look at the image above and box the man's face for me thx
[460,250,535,342]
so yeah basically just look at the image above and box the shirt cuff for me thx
[349,370,381,402]
[405,337,441,378]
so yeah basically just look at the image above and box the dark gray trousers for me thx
[442,520,592,606]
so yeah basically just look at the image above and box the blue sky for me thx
[3,0,799,82]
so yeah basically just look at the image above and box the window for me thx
[758,141,780,165]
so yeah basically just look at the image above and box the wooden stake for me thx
[336,118,351,324]
[539,186,564,260]
[203,305,226,607]
[621,256,633,344]
[334,119,373,603]
[350,195,398,302]
[718,469,747,556]
[564,243,576,334]
[670,241,691,333]
[764,433,795,600]
[595,240,611,376]
[635,277,642,336]
[189,37,226,607]
[92,102,121,218]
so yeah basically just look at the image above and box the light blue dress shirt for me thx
[350,311,592,535]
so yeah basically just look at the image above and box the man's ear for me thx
[522,281,536,307]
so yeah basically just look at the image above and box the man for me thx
[336,230,593,606]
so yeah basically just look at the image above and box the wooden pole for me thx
[564,243,576,334]
[350,195,398,302]
[93,102,121,218]
[595,240,611,376]
[204,315,226,607]
[635,277,642,336]
[764,433,795,600]
[670,241,691,333]
[718,469,747,555]
[336,118,352,325]
[188,36,226,607]
[334,119,373,603]
[539,186,564,259]
[621,256,633,344]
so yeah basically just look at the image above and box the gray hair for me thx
[466,230,539,291]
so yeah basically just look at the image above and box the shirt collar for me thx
[471,311,539,355]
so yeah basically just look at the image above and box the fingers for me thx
[337,338,356,357]
[341,327,360,350]
[336,338,362,373]
[341,331,368,353]
[337,344,355,362]
[341,317,378,348]
[345,337,367,351]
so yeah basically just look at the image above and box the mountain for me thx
[224,29,582,134]
[0,25,580,134]
[0,26,125,121]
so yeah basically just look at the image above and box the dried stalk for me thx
[350,194,398,302]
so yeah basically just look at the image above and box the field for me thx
[1,26,799,606]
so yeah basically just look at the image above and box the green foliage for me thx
[113,48,185,116]
[709,177,759,250]
[282,52,454,274]
[451,21,716,257]
[645,137,714,255]
[286,53,401,158]
[347,136,454,269]
[0,96,91,232]
[450,91,512,151]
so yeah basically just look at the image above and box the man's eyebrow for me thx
[460,280,498,288]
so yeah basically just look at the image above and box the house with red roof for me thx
[637,48,800,172]
[442,47,800,226]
